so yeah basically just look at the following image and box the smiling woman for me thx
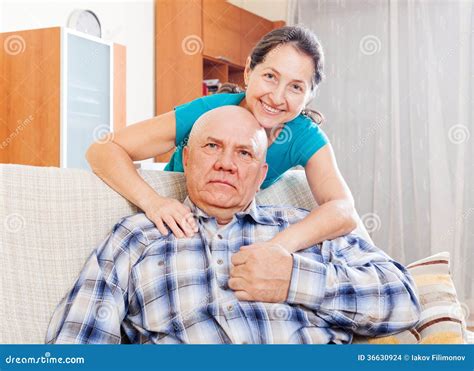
[87,25,357,256]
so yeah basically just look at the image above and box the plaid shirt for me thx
[46,198,420,344]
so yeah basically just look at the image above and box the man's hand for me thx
[229,242,293,303]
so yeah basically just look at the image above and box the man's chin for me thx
[200,192,238,209]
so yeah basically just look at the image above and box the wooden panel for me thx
[202,0,241,65]
[0,27,60,166]
[228,65,245,88]
[240,9,274,66]
[155,0,202,114]
[113,43,126,131]
[203,57,228,82]
[155,0,203,163]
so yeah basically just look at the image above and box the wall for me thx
[0,0,155,127]
[228,0,288,22]
[0,0,286,165]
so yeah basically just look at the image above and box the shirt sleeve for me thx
[174,94,240,145]
[286,234,421,337]
[289,117,329,167]
[45,221,148,344]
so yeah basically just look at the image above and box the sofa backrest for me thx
[0,164,372,343]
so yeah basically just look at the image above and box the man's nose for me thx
[214,150,237,173]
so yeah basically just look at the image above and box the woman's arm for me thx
[269,144,358,252]
[86,111,197,237]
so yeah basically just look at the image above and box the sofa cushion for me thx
[0,165,373,343]
[354,252,468,344]
[407,252,467,344]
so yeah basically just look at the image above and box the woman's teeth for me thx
[261,101,281,114]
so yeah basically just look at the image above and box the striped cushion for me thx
[353,252,466,344]
[407,252,467,344]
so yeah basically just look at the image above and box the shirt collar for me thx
[183,197,279,226]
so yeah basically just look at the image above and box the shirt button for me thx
[217,234,223,239]
[227,304,233,312]
[217,259,224,265]
[157,260,164,266]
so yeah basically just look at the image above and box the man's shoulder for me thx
[114,212,165,246]
[255,205,310,225]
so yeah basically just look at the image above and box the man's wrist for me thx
[286,254,327,309]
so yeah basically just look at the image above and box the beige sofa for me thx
[0,164,468,344]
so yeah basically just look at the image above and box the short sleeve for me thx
[174,93,245,145]
[289,116,329,167]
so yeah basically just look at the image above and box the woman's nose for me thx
[270,85,286,106]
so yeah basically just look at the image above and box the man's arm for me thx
[45,219,148,344]
[286,234,421,337]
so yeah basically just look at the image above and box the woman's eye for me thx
[264,73,275,80]
[292,84,303,92]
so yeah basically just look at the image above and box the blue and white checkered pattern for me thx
[45,199,420,344]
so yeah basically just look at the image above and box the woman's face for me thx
[242,43,315,130]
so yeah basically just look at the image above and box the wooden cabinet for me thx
[155,0,285,113]
[0,27,126,168]
[155,0,284,162]
[202,0,242,66]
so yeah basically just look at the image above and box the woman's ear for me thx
[244,56,251,86]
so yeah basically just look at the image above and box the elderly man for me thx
[46,106,420,344]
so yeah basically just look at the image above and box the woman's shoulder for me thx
[286,113,328,139]
[183,92,245,110]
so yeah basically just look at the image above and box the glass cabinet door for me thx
[65,32,111,170]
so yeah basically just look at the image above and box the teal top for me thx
[164,93,329,189]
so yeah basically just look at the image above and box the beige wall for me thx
[228,0,288,22]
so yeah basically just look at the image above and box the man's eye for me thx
[205,143,218,149]
[239,150,252,158]
[264,73,275,80]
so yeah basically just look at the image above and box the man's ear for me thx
[183,146,189,172]
[257,163,268,191]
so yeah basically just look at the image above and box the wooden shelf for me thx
[154,0,285,163]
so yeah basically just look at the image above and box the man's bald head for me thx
[187,105,267,161]
[183,105,268,224]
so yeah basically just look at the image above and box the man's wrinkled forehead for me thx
[201,133,266,159]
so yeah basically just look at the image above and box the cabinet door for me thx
[202,0,241,65]
[65,32,111,170]
[240,10,274,66]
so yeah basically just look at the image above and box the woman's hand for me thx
[143,196,198,238]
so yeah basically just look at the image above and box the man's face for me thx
[183,110,268,213]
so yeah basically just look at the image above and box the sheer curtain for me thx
[289,0,473,321]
